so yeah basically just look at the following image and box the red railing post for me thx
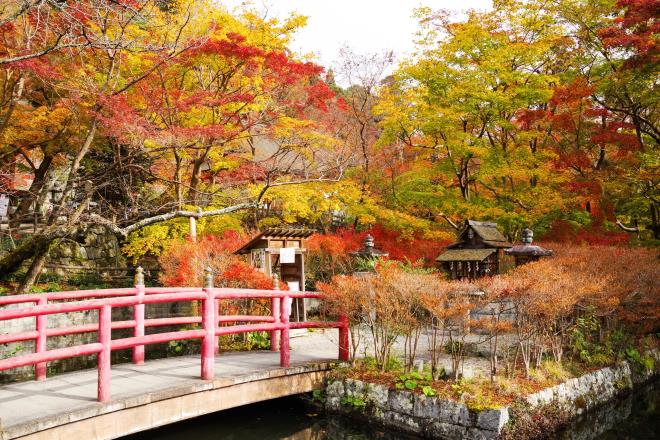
[214,297,220,355]
[132,267,145,364]
[338,313,349,362]
[279,294,290,368]
[35,296,47,380]
[201,267,216,380]
[97,304,112,403]
[270,274,280,352]
[270,297,280,352]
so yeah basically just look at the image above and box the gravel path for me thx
[291,326,519,378]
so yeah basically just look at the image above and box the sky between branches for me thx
[220,0,493,74]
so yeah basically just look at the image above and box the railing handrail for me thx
[0,286,205,306]
[0,290,324,320]
[0,287,322,307]
[0,288,141,305]
[0,283,349,403]
[0,291,207,320]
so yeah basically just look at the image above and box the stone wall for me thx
[325,378,508,439]
[47,225,123,271]
[42,225,132,284]
[524,350,660,416]
[324,352,659,439]
[0,306,122,382]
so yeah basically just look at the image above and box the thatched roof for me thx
[436,249,495,262]
[465,220,508,242]
[446,220,512,249]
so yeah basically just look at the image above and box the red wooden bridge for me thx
[0,270,348,439]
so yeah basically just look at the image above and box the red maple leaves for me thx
[598,0,660,68]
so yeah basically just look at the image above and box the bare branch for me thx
[615,218,639,233]
[89,202,258,237]
[0,0,44,28]
[437,213,460,230]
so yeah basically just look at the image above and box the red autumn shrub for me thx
[221,260,277,290]
[367,225,452,264]
[547,243,659,334]
[159,231,275,289]
[481,243,659,375]
[306,225,452,287]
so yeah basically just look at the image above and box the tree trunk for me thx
[187,150,210,206]
[174,151,183,208]
[48,120,97,223]
[0,233,56,279]
[651,203,660,240]
[16,243,53,293]
[9,154,54,229]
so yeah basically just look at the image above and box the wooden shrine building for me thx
[436,220,513,280]
[235,227,314,320]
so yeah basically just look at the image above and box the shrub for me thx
[158,231,274,289]
[478,244,659,377]
[305,225,452,287]
[319,263,448,371]
[158,231,280,349]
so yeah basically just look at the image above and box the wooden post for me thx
[201,267,215,380]
[270,274,280,352]
[214,296,220,355]
[132,267,145,364]
[97,305,112,403]
[300,252,307,321]
[280,293,290,368]
[35,296,47,380]
[189,216,197,242]
[338,314,349,362]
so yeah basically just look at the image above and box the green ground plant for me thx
[341,394,366,409]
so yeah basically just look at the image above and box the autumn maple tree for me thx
[0,1,350,290]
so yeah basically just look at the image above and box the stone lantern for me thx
[505,228,552,266]
[349,234,389,273]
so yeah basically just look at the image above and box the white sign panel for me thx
[0,195,9,218]
[279,247,296,264]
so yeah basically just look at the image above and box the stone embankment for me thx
[324,352,659,439]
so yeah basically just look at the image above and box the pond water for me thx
[122,381,658,440]
[556,380,659,440]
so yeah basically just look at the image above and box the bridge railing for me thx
[0,269,349,402]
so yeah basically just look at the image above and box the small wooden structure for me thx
[436,220,513,280]
[235,227,314,321]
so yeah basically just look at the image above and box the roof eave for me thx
[234,228,316,254]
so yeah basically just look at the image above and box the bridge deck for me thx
[0,331,339,440]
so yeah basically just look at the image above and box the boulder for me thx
[475,408,509,431]
[414,394,440,419]
[465,427,500,440]
[382,410,420,433]
[438,399,472,426]
[426,421,468,440]
[345,378,366,400]
[388,390,414,415]
[365,383,389,409]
